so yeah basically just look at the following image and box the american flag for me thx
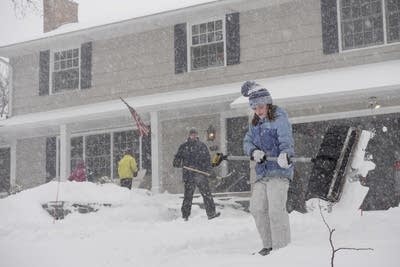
[120,97,150,137]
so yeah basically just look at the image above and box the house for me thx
[0,0,399,209]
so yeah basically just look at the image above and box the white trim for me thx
[10,140,16,190]
[59,124,71,181]
[110,132,114,179]
[151,111,160,194]
[290,105,400,124]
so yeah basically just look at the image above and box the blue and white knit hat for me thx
[241,81,272,109]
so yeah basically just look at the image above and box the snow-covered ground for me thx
[0,181,399,267]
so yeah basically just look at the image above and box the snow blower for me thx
[211,125,360,203]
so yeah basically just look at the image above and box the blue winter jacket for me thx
[243,106,295,181]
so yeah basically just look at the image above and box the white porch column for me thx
[10,139,16,189]
[59,124,71,181]
[150,111,161,194]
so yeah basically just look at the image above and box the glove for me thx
[252,150,266,163]
[277,153,291,169]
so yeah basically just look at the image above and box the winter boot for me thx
[208,212,221,220]
[258,247,272,256]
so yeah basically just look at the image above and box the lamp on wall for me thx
[368,96,381,110]
[207,125,216,141]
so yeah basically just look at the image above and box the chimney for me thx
[43,0,78,33]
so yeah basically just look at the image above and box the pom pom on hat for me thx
[241,81,273,108]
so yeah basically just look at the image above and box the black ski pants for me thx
[181,174,216,218]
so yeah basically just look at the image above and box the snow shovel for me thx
[131,169,147,188]
[212,126,360,203]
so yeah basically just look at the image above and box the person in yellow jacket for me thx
[118,148,138,189]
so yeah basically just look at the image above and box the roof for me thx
[0,0,217,47]
[0,0,292,57]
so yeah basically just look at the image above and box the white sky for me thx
[0,180,399,266]
[0,0,215,46]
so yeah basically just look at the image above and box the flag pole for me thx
[120,97,149,172]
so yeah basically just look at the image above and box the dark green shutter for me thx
[39,50,50,95]
[226,12,240,65]
[80,42,92,89]
[174,23,187,74]
[321,0,339,54]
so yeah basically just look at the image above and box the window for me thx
[339,0,400,50]
[71,136,83,171]
[52,48,80,92]
[85,133,111,180]
[0,147,10,193]
[190,19,225,70]
[113,130,138,178]
[386,0,400,43]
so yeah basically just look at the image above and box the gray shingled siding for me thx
[16,137,47,189]
[10,0,400,116]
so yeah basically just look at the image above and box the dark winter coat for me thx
[243,106,295,180]
[173,138,211,182]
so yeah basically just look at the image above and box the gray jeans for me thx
[250,177,290,249]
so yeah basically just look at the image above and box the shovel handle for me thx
[227,155,312,163]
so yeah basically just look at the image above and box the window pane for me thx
[61,51,66,59]
[67,50,73,58]
[200,34,207,44]
[71,136,83,171]
[207,21,214,32]
[386,0,400,43]
[73,58,79,67]
[215,31,223,41]
[192,25,199,35]
[55,52,60,61]
[208,32,215,42]
[200,23,207,33]
[53,69,79,92]
[54,62,60,71]
[340,0,384,49]
[215,20,222,30]
[192,35,199,45]
[67,60,72,68]
[85,134,111,181]
[73,48,79,57]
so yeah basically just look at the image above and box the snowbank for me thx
[0,181,399,267]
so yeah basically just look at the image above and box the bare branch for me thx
[319,202,373,267]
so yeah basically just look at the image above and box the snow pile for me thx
[0,181,399,267]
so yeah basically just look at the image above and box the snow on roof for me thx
[230,59,400,109]
[0,0,217,47]
[0,83,239,130]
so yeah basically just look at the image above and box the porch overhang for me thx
[230,59,400,115]
[0,84,240,141]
